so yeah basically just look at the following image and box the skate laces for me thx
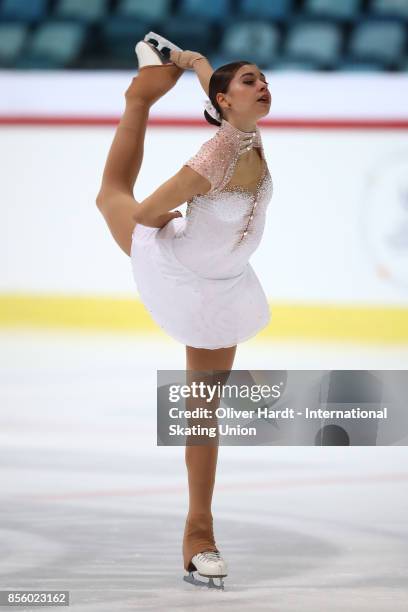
[196,551,222,563]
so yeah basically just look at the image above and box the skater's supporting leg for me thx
[184,344,236,517]
[185,445,218,516]
[182,345,237,571]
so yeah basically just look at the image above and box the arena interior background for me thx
[1,70,407,343]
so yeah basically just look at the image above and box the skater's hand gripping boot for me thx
[170,50,207,70]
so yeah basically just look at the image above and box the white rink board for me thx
[1,71,408,304]
[1,70,407,120]
[1,125,408,303]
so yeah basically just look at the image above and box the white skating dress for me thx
[130,118,273,349]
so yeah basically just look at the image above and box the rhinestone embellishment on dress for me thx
[229,166,272,249]
[183,118,273,251]
[237,131,257,156]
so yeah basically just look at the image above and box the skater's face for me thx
[216,64,271,121]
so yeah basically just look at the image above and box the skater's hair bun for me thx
[204,61,252,127]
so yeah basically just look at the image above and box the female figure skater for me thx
[96,32,273,590]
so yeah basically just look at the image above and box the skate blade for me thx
[183,571,225,590]
[143,31,182,53]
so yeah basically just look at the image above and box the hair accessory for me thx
[204,99,222,123]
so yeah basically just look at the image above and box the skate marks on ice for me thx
[2,499,406,611]
[0,500,337,609]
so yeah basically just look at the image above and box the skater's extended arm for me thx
[132,166,210,227]
[191,57,214,97]
[170,51,214,96]
[98,162,210,230]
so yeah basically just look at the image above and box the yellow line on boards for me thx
[0,294,407,343]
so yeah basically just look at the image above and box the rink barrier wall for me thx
[0,294,407,343]
[2,73,408,342]
[1,117,408,129]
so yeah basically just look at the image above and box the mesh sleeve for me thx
[183,138,225,194]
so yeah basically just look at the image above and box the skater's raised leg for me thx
[96,47,184,256]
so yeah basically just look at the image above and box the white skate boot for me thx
[135,32,182,68]
[131,37,184,105]
[183,550,228,590]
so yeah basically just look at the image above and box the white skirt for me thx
[130,218,271,350]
